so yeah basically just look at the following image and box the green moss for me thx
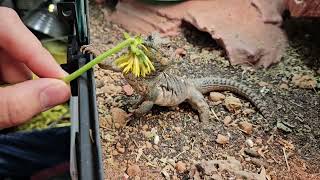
[16,40,70,132]
[16,104,70,132]
[42,40,67,64]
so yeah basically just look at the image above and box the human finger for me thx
[0,49,32,83]
[0,7,67,78]
[0,78,71,129]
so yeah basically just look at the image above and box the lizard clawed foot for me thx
[125,112,143,126]
[187,90,211,125]
[129,97,144,109]
[199,112,209,125]
[80,44,101,56]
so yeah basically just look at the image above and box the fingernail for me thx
[40,80,70,111]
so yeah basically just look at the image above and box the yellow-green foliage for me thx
[16,104,70,132]
[15,40,70,132]
[42,40,67,64]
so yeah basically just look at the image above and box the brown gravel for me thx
[88,3,320,180]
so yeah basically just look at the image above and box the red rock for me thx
[252,0,320,20]
[182,1,287,68]
[110,1,181,36]
[109,0,287,68]
[285,0,320,17]
[251,0,286,25]
[95,0,105,4]
[123,84,134,96]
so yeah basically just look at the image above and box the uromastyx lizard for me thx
[81,34,270,124]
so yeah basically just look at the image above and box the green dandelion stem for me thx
[62,38,135,83]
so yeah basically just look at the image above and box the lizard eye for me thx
[146,35,153,42]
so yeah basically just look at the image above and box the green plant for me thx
[62,33,155,83]
[16,104,70,132]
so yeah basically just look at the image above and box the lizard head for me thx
[141,33,176,73]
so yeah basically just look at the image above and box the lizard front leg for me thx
[133,100,154,117]
[130,96,145,109]
[127,100,154,126]
[187,88,210,124]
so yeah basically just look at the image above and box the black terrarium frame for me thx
[58,0,104,179]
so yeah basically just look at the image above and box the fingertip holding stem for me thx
[0,78,71,129]
[39,79,71,111]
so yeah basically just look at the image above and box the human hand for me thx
[0,7,71,129]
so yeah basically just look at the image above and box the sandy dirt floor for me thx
[88,3,320,180]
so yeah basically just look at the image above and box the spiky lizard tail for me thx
[190,77,270,120]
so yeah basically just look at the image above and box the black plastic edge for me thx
[58,0,104,179]
[77,57,94,180]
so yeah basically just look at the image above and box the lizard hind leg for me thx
[187,89,210,124]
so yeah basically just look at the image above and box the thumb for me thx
[0,78,71,129]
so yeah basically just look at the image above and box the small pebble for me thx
[174,127,182,133]
[258,81,269,87]
[161,169,170,180]
[175,161,186,173]
[223,116,232,125]
[245,139,254,148]
[251,158,268,167]
[172,175,179,180]
[122,173,129,180]
[116,142,125,153]
[95,79,104,88]
[101,84,122,95]
[123,84,134,96]
[175,48,187,56]
[112,149,119,156]
[168,159,176,166]
[154,135,160,145]
[182,146,190,151]
[276,121,292,133]
[291,74,316,89]
[243,109,255,115]
[216,134,229,144]
[279,83,289,90]
[111,107,128,129]
[224,96,242,112]
[244,148,260,157]
[153,145,159,150]
[190,54,199,60]
[145,141,152,149]
[255,137,263,145]
[114,123,121,129]
[127,164,141,177]
[209,92,225,102]
[142,124,148,131]
[238,121,253,135]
